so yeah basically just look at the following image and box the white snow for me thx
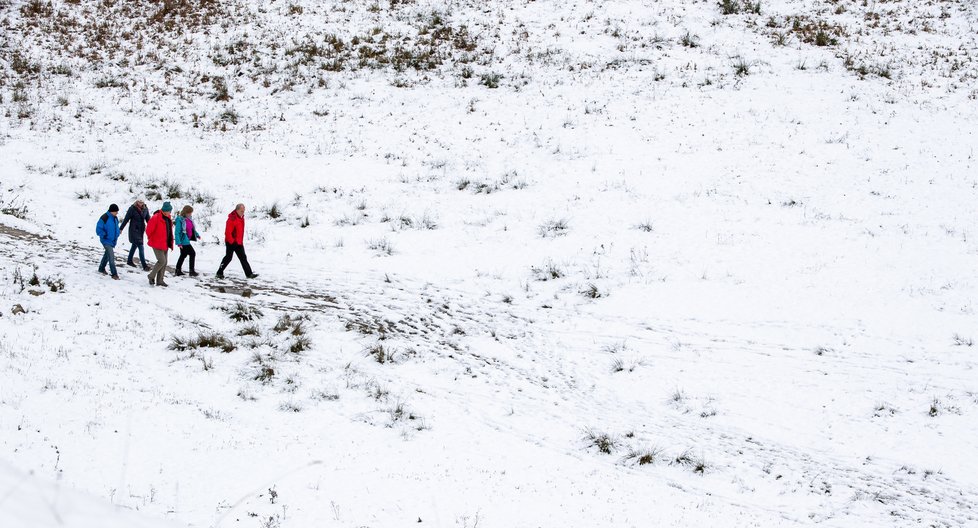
[1,0,977,526]
[0,460,187,528]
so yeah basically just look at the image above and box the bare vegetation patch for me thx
[766,15,846,47]
[365,343,398,364]
[170,332,235,353]
[538,218,569,238]
[223,302,264,322]
[623,447,663,466]
[672,449,709,474]
[273,313,308,334]
[531,260,565,281]
[583,428,619,455]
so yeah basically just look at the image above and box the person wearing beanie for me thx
[174,205,201,277]
[145,201,175,287]
[216,203,258,280]
[95,204,121,280]
[120,198,151,271]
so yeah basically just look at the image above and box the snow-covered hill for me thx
[0,460,187,528]
[2,1,977,527]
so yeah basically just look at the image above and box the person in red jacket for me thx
[145,201,175,287]
[216,203,258,279]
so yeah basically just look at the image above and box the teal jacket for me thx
[174,215,199,246]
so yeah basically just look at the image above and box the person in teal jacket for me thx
[96,204,121,279]
[174,205,201,277]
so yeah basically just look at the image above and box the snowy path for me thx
[3,221,977,527]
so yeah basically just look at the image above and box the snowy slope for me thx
[0,460,187,528]
[2,0,978,527]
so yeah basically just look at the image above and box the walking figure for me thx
[146,202,175,287]
[96,204,121,280]
[216,203,258,279]
[174,205,201,277]
[120,199,151,271]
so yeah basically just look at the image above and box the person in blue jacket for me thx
[96,204,122,280]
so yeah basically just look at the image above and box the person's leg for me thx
[187,245,197,274]
[176,247,187,273]
[217,244,234,275]
[137,243,148,268]
[107,246,118,277]
[99,245,110,273]
[127,244,137,266]
[148,249,158,284]
[156,250,169,284]
[149,248,165,284]
[234,244,254,276]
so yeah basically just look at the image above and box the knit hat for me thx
[161,201,173,213]
[108,204,120,213]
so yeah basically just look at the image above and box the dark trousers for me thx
[176,245,196,273]
[98,244,118,276]
[218,243,253,276]
[127,242,147,267]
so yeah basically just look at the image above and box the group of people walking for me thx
[95,201,258,286]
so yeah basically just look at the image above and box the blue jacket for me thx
[174,215,199,246]
[96,211,121,247]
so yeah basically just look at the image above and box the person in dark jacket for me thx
[146,201,175,287]
[174,205,201,277]
[216,203,258,279]
[96,204,121,280]
[119,199,151,271]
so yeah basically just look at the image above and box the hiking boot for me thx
[98,270,108,276]
[189,271,199,277]
[148,277,155,286]
[246,273,259,279]
[215,272,225,279]
[142,265,152,272]
[127,261,136,267]
[174,270,184,276]
[157,281,169,288]
[111,275,120,280]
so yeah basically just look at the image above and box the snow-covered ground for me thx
[1,0,977,526]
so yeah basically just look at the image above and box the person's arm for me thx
[175,218,186,244]
[145,215,156,240]
[119,207,131,231]
[95,216,106,241]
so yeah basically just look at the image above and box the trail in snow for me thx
[3,221,976,527]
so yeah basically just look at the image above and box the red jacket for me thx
[146,211,173,251]
[225,211,245,244]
